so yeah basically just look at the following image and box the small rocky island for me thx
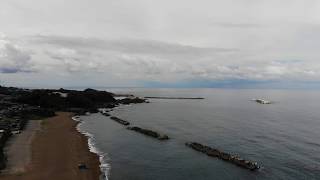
[253,99,271,104]
[185,142,260,171]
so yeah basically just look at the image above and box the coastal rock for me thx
[127,126,169,140]
[15,88,116,111]
[158,134,169,140]
[118,97,148,105]
[101,112,110,117]
[185,142,260,171]
[103,103,118,109]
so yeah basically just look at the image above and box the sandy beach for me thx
[1,120,41,175]
[0,112,101,180]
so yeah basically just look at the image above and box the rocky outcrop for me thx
[113,94,135,98]
[110,116,130,126]
[127,126,169,140]
[103,103,118,109]
[185,142,260,171]
[117,97,148,105]
[144,97,204,100]
[15,88,116,111]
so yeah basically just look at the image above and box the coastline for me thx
[73,115,110,179]
[0,112,101,180]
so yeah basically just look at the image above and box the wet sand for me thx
[0,112,101,180]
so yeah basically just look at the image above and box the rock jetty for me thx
[144,96,204,100]
[99,109,111,117]
[127,126,169,140]
[101,112,110,117]
[110,116,130,126]
[185,142,260,171]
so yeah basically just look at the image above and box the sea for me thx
[76,88,320,180]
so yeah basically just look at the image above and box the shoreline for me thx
[0,112,101,180]
[73,116,110,180]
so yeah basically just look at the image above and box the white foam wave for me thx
[72,116,81,122]
[72,116,110,180]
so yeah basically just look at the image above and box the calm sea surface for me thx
[78,88,320,180]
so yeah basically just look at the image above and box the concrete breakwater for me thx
[101,111,110,117]
[185,142,260,171]
[127,126,169,140]
[110,116,130,126]
[144,96,204,100]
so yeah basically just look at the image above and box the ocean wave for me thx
[72,116,110,180]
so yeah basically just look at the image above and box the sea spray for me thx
[72,116,110,180]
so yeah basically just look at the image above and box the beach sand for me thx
[0,112,101,180]
[1,120,41,175]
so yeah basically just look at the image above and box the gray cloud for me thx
[0,39,35,73]
[0,67,24,73]
[24,35,320,82]
[30,35,237,58]
[22,35,240,80]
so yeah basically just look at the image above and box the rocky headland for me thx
[0,85,148,173]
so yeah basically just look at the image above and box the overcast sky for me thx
[1,0,320,88]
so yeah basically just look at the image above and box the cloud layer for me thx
[0,38,34,73]
[1,34,319,87]
[1,0,320,87]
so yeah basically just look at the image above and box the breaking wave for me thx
[72,116,110,180]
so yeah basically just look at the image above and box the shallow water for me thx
[78,88,320,180]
